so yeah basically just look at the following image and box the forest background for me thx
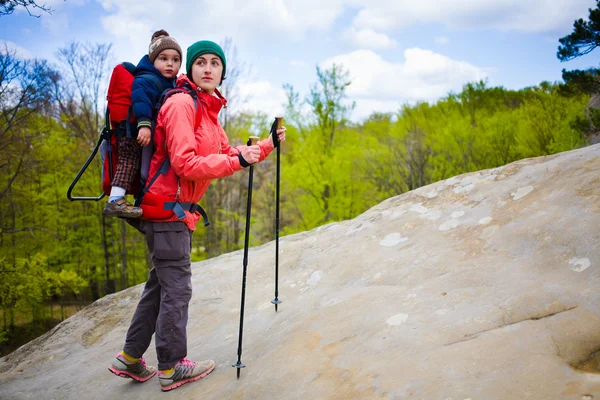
[0,0,598,356]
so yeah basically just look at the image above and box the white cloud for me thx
[350,0,594,34]
[321,48,488,119]
[98,0,346,75]
[290,60,309,68]
[41,12,69,34]
[45,0,85,7]
[352,98,401,121]
[101,15,154,62]
[343,28,397,50]
[237,80,286,119]
[1,41,34,59]
[8,0,71,15]
[99,0,345,45]
[435,36,449,45]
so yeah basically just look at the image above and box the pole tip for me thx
[271,298,282,312]
[233,362,245,379]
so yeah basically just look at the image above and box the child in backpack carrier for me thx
[103,30,182,218]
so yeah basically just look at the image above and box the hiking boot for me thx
[158,358,215,392]
[103,198,143,218]
[108,353,156,382]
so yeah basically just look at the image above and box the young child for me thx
[103,30,182,218]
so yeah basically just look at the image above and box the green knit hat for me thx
[186,40,226,82]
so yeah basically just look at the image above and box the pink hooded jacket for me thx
[145,74,274,230]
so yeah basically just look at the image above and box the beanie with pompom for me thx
[148,29,182,63]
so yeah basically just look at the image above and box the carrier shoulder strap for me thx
[124,73,171,138]
[136,86,209,226]
[139,86,202,199]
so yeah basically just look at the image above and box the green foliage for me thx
[560,68,600,95]
[0,254,86,324]
[277,73,588,234]
[0,42,592,355]
[557,0,600,129]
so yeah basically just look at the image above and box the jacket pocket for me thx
[152,222,191,261]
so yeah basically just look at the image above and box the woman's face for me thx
[191,53,223,94]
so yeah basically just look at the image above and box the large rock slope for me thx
[1,144,599,400]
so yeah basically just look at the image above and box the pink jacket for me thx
[146,74,274,230]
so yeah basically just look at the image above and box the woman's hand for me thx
[269,126,287,147]
[240,145,261,165]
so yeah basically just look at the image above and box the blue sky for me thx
[2,0,599,121]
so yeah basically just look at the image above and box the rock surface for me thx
[1,145,599,400]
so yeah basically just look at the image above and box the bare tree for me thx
[54,41,116,298]
[55,42,113,144]
[201,37,256,257]
[0,44,58,260]
[218,36,252,131]
[0,0,55,17]
[0,44,57,154]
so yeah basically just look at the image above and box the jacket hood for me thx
[176,73,228,112]
[134,55,176,85]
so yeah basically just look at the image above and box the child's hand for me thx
[137,127,151,146]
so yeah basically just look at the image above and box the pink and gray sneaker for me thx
[108,353,156,382]
[158,358,215,392]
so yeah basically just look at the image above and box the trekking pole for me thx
[270,117,283,312]
[233,135,260,380]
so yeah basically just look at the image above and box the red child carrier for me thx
[102,62,139,196]
[67,61,162,202]
[66,66,210,228]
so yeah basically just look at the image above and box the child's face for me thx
[153,49,181,79]
[191,53,223,95]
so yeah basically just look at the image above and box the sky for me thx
[2,0,600,122]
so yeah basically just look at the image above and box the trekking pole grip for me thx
[247,136,259,146]
[272,117,283,148]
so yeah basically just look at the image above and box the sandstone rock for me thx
[0,144,599,399]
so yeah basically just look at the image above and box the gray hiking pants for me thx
[123,221,192,370]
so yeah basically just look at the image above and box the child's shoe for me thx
[103,198,143,218]
[158,358,215,392]
[108,353,156,382]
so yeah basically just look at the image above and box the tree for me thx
[54,42,116,298]
[281,64,357,225]
[218,36,252,131]
[306,64,355,152]
[558,1,600,61]
[55,42,113,143]
[0,0,55,17]
[199,38,257,258]
[558,1,600,143]
[0,253,86,349]
[0,44,59,266]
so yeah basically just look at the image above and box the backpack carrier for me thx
[67,63,209,227]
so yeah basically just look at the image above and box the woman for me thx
[108,40,286,392]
